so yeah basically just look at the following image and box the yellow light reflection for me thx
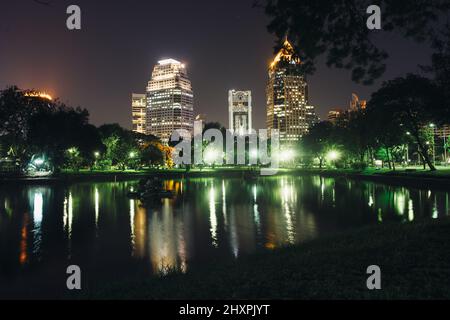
[130,199,135,243]
[19,214,30,265]
[133,205,147,258]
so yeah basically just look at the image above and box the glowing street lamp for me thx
[327,150,340,161]
[33,158,45,166]
[94,151,100,158]
[204,149,219,165]
[280,149,295,162]
[129,151,136,159]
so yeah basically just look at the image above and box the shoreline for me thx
[1,167,450,189]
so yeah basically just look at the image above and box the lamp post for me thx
[444,134,448,165]
[94,151,100,169]
[429,124,436,166]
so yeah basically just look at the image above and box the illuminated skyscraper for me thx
[350,93,367,112]
[266,39,315,143]
[131,93,146,134]
[328,108,344,123]
[146,59,194,144]
[228,90,252,135]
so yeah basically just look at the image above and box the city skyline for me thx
[0,0,434,130]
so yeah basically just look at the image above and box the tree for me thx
[335,110,372,165]
[425,25,450,103]
[141,142,164,167]
[0,86,52,162]
[27,105,103,170]
[368,74,448,171]
[301,121,335,168]
[98,124,136,170]
[363,105,408,170]
[259,0,450,84]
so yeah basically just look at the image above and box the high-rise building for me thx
[131,93,146,134]
[228,90,252,135]
[146,59,194,144]
[305,105,319,128]
[328,108,344,123]
[350,93,367,112]
[266,38,314,143]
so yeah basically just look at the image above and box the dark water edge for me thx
[1,168,450,190]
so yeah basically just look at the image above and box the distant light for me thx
[158,59,182,65]
[25,91,53,101]
[429,123,436,128]
[204,149,220,164]
[280,149,295,162]
[33,192,43,224]
[129,152,136,159]
[94,151,100,158]
[67,147,77,154]
[33,158,45,166]
[327,150,340,161]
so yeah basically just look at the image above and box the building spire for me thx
[269,34,299,70]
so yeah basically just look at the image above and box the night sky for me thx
[0,0,434,129]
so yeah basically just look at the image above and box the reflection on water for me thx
[0,176,449,280]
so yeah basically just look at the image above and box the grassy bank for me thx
[81,218,450,300]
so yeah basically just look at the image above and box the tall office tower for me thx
[328,108,345,123]
[131,93,147,134]
[228,90,252,135]
[350,93,367,112]
[305,105,319,129]
[266,38,310,143]
[146,59,194,144]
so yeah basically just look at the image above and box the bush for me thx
[97,159,112,170]
[351,161,368,170]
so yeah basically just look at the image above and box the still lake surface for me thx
[0,175,449,291]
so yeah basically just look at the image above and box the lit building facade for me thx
[350,93,367,112]
[305,105,319,128]
[266,39,314,143]
[328,108,344,123]
[131,93,147,134]
[228,90,252,135]
[146,59,194,144]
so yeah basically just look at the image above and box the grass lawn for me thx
[80,218,450,300]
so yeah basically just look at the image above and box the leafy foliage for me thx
[259,0,450,84]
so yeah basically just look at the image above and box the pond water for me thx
[0,176,449,294]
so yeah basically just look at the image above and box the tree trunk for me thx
[391,149,396,171]
[386,148,392,170]
[418,144,436,171]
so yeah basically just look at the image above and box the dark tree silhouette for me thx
[258,0,450,84]
[368,74,448,171]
